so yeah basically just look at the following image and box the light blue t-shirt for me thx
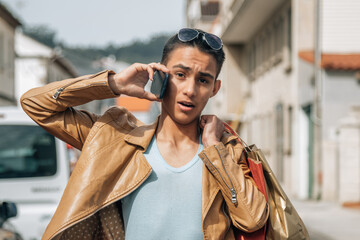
[121,135,204,240]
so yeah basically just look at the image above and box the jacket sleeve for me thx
[20,70,118,150]
[199,139,269,233]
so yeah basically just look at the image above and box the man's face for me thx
[161,46,221,126]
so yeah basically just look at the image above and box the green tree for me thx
[23,25,58,48]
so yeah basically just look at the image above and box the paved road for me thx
[293,200,360,240]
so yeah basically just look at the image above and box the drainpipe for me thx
[313,0,323,200]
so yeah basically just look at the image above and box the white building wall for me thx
[297,109,310,199]
[297,0,315,51]
[322,71,360,140]
[187,0,201,26]
[15,32,75,104]
[187,0,360,202]
[209,0,300,194]
[322,0,360,53]
[15,58,48,102]
[337,110,360,203]
[206,45,248,120]
[246,60,296,189]
[16,32,53,57]
[15,32,50,103]
[321,71,360,200]
[0,17,16,105]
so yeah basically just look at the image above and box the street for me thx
[293,200,360,240]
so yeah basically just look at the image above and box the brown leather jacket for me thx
[21,70,268,240]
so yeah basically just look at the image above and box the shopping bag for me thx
[224,123,267,240]
[224,123,310,240]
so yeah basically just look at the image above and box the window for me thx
[285,7,293,72]
[256,40,262,70]
[268,28,273,62]
[247,43,256,79]
[8,39,14,81]
[0,33,4,70]
[0,125,57,179]
[265,31,271,65]
[245,6,291,79]
[275,18,284,56]
[279,18,284,53]
[287,106,293,155]
[247,48,252,76]
[287,8,292,56]
[275,103,284,181]
[261,36,266,69]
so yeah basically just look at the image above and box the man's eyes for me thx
[174,72,209,84]
[199,78,209,84]
[176,72,185,78]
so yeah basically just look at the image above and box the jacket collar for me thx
[124,116,238,150]
[124,117,159,150]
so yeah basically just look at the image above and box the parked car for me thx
[0,107,71,240]
[0,201,23,240]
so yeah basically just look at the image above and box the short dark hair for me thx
[160,29,225,78]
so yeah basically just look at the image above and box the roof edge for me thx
[0,3,22,28]
[299,50,360,71]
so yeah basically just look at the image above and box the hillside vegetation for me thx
[24,25,172,75]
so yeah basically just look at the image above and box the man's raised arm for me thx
[21,63,169,150]
[20,70,118,150]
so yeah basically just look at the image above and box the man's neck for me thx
[155,113,201,168]
[156,113,200,147]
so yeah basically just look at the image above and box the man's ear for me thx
[211,79,221,97]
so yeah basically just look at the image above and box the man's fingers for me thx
[146,65,155,80]
[201,115,224,132]
[148,62,170,73]
[132,62,169,81]
[142,91,161,102]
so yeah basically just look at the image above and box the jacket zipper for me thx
[53,83,108,100]
[202,151,237,205]
[214,145,238,205]
[52,79,83,99]
[50,169,152,240]
[52,70,108,100]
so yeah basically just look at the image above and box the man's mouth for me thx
[178,101,195,111]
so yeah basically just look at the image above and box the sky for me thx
[1,0,186,46]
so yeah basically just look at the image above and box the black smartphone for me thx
[150,70,169,99]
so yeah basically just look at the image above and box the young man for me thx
[21,28,268,240]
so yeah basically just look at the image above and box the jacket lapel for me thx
[124,118,158,150]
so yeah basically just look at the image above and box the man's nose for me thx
[184,79,196,97]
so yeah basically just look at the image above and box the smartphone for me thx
[150,70,169,99]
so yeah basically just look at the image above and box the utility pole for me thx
[313,0,323,200]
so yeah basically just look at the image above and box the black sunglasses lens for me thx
[204,33,222,50]
[178,28,198,42]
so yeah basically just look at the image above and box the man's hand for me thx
[200,115,225,148]
[108,62,169,101]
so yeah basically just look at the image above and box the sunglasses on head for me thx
[177,28,223,51]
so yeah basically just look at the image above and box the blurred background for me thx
[0,0,360,239]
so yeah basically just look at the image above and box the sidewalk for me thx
[293,200,360,240]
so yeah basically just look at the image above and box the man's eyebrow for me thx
[172,64,215,80]
[199,72,214,80]
[172,64,191,71]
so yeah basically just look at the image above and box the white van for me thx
[0,107,70,240]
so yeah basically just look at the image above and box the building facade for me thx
[0,3,21,106]
[15,32,77,102]
[187,0,360,203]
